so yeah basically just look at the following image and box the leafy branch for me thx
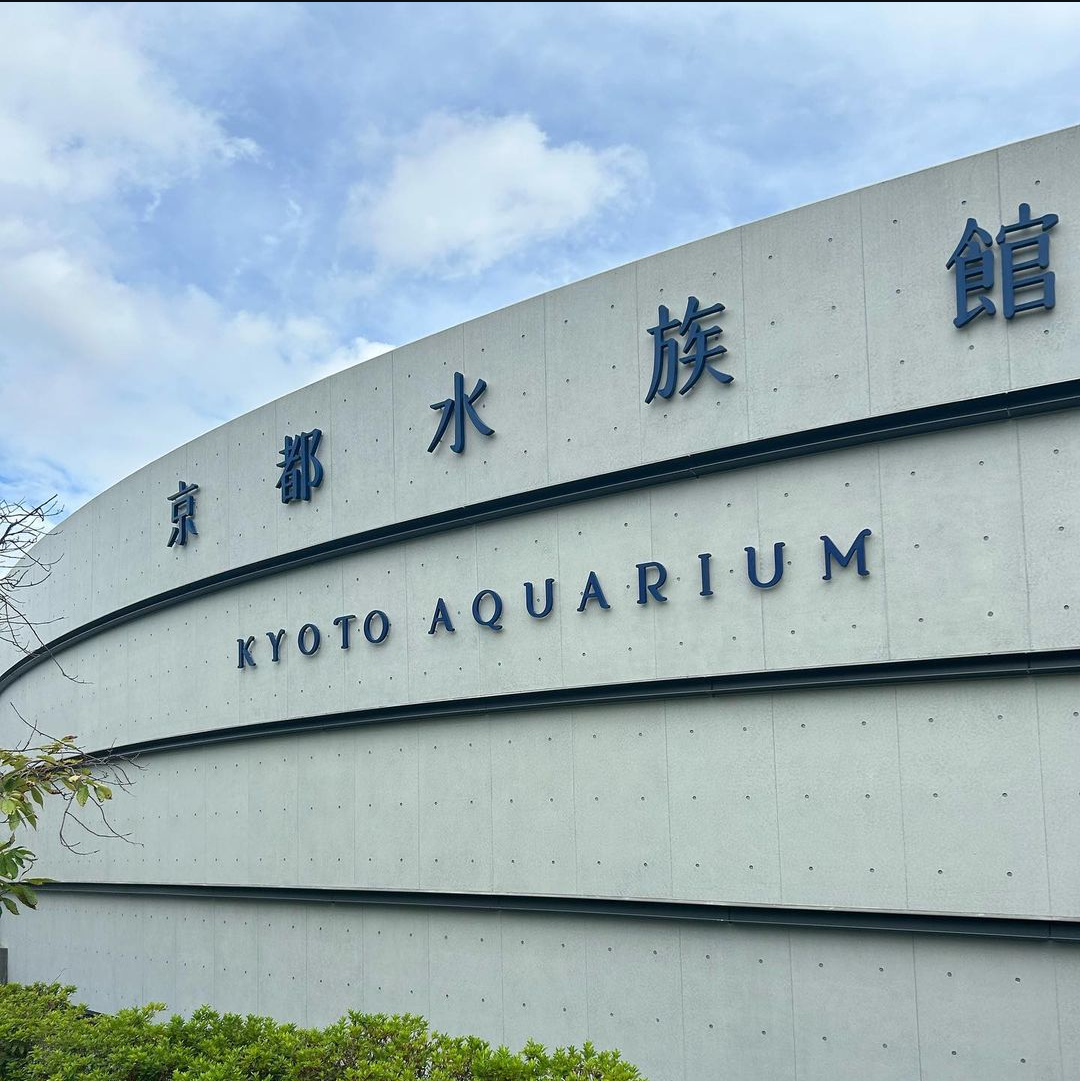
[0,716,140,914]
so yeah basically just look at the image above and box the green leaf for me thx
[30,787,43,806]
[2,896,20,915]
[0,799,15,816]
[75,785,88,808]
[10,884,36,908]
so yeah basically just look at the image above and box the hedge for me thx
[0,982,643,1080]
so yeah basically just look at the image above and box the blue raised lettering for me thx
[745,542,785,589]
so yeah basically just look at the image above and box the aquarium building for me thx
[3,127,1080,1080]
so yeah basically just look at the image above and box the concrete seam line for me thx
[31,881,1080,942]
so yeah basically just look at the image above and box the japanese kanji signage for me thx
[168,198,1061,551]
[947,203,1059,327]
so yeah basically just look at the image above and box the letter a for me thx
[577,570,611,612]
[428,597,456,635]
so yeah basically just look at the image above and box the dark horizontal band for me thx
[34,881,1080,943]
[93,647,1080,759]
[6,377,1080,699]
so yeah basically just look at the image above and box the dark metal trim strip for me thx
[34,881,1080,942]
[6,377,1080,697]
[93,648,1080,758]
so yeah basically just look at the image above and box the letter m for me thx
[820,528,872,581]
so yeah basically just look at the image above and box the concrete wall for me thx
[22,676,1080,920]
[8,893,1078,1081]
[3,126,1080,1081]
[5,412,1080,755]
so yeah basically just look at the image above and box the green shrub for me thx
[0,982,643,1080]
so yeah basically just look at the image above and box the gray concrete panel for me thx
[789,930,919,1081]
[338,545,410,707]
[572,703,673,900]
[127,608,165,745]
[174,903,216,1017]
[879,424,1028,660]
[463,296,548,505]
[490,707,577,895]
[405,526,480,701]
[1055,944,1080,1081]
[544,264,640,484]
[255,902,308,1023]
[773,688,906,910]
[205,746,251,882]
[304,904,364,1026]
[418,718,494,892]
[556,490,656,690]
[474,511,565,696]
[392,325,467,522]
[165,748,207,883]
[212,899,258,1016]
[678,922,796,1081]
[361,905,430,1018]
[1031,678,1080,918]
[299,729,356,887]
[499,913,589,1054]
[246,739,300,885]
[743,192,870,440]
[142,901,182,1012]
[665,696,781,904]
[862,148,1006,415]
[328,350,397,543]
[584,918,684,1081]
[645,472,766,679]
[896,681,1051,917]
[174,593,241,739]
[284,562,345,721]
[427,910,504,1045]
[913,935,1063,1080]
[1017,411,1080,651]
[225,402,281,570]
[354,721,421,889]
[999,126,1080,391]
[755,446,888,671]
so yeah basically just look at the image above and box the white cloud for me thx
[310,336,396,383]
[0,3,255,204]
[346,113,645,275]
[0,4,350,513]
[0,227,367,510]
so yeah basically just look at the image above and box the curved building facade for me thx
[4,127,1080,1079]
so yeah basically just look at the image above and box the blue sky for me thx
[3,1,1080,511]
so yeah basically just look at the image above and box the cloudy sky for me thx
[3,1,1080,512]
